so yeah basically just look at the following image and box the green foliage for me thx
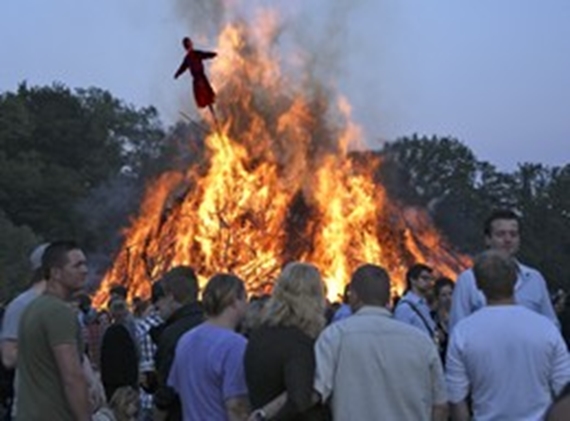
[0,83,166,301]
[0,210,40,302]
[0,83,165,241]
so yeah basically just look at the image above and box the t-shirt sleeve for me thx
[445,329,470,403]
[549,330,570,394]
[45,304,78,347]
[314,325,340,402]
[428,343,447,404]
[1,299,26,341]
[222,336,248,400]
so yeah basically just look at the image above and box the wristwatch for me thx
[253,408,268,421]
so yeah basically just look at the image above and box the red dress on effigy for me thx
[174,50,217,108]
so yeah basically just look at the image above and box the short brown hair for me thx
[473,250,517,301]
[350,264,391,306]
[202,273,245,317]
[161,266,199,305]
[484,209,520,236]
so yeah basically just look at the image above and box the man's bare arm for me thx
[226,396,250,421]
[432,402,449,421]
[248,392,287,421]
[1,340,18,369]
[449,401,470,421]
[53,343,91,421]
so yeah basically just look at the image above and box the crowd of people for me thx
[1,209,570,421]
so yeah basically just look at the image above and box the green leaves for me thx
[0,83,166,299]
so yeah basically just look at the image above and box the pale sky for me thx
[1,0,569,171]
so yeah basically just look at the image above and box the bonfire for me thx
[94,8,468,306]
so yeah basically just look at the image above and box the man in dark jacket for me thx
[150,266,203,421]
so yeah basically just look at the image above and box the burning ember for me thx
[94,10,469,306]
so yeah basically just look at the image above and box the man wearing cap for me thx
[1,243,50,369]
[135,281,166,421]
[1,243,49,418]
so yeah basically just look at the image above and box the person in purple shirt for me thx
[168,273,249,421]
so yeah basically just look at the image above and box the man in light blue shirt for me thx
[446,250,570,421]
[394,263,437,338]
[450,209,558,331]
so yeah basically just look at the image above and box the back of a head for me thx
[161,266,199,305]
[273,262,324,303]
[29,242,50,284]
[109,285,128,300]
[109,298,129,322]
[41,240,80,280]
[350,264,391,307]
[473,250,517,301]
[202,273,245,317]
[150,280,166,304]
[264,262,325,337]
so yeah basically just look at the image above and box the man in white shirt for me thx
[446,250,570,421]
[450,209,558,330]
[314,264,448,421]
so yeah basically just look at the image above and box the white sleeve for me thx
[449,270,476,332]
[429,345,448,404]
[314,325,340,402]
[550,332,570,395]
[445,329,470,403]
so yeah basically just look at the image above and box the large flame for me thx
[94,10,469,306]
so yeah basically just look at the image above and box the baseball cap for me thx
[29,243,50,271]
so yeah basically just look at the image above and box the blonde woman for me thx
[244,262,329,421]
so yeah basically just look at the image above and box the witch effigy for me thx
[174,37,219,127]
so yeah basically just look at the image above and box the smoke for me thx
[173,0,226,40]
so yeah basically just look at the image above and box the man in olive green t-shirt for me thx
[16,241,91,421]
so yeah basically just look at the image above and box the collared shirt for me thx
[394,291,436,337]
[136,312,163,373]
[314,306,447,421]
[449,262,559,331]
[135,312,163,411]
[331,303,352,323]
[446,305,570,421]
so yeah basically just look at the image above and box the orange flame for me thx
[93,11,469,307]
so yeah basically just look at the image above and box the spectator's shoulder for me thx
[389,318,439,356]
[319,317,345,341]
[456,267,475,284]
[518,305,558,329]
[518,262,545,281]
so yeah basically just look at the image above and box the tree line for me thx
[0,83,568,302]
